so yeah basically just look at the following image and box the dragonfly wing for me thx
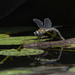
[33,18,43,28]
[44,18,52,28]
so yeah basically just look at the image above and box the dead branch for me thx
[23,38,75,49]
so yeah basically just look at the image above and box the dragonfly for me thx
[33,18,65,40]
[33,18,65,62]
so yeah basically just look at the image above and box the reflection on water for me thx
[44,48,75,64]
[0,49,75,75]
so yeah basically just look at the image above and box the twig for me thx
[23,38,75,49]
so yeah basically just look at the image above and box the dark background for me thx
[0,0,75,39]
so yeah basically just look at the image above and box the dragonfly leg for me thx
[46,31,58,40]
[51,31,57,40]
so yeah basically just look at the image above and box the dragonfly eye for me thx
[34,30,39,36]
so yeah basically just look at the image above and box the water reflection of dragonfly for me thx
[33,18,65,40]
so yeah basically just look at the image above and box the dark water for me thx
[0,46,75,75]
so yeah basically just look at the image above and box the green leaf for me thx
[0,36,47,45]
[0,48,44,56]
[69,67,75,73]
[67,44,75,48]
[0,36,37,45]
[0,34,9,39]
[53,44,75,49]
[0,70,33,75]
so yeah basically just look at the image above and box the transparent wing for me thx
[33,18,43,28]
[44,18,52,28]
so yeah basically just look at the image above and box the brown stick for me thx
[23,38,75,49]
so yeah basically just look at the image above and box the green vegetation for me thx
[0,69,33,75]
[0,34,9,39]
[0,36,36,45]
[0,48,44,56]
[69,67,75,73]
[0,36,48,45]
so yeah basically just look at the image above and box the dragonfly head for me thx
[34,30,39,36]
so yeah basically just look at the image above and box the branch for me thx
[23,38,75,49]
